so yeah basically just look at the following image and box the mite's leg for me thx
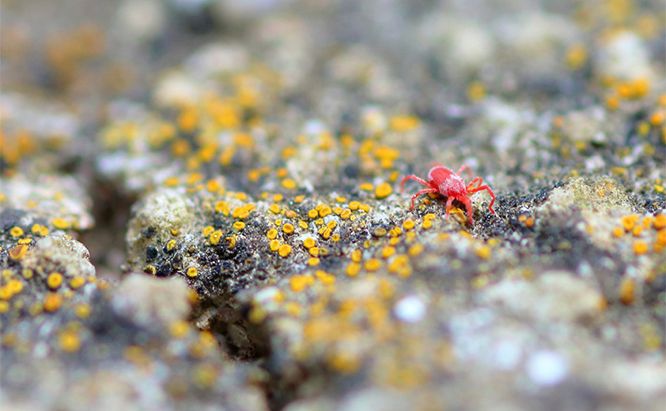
[444,196,455,218]
[457,165,474,178]
[466,177,482,191]
[469,185,496,214]
[400,175,431,192]
[409,188,438,210]
[460,195,474,225]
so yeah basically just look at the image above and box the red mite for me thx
[400,165,496,225]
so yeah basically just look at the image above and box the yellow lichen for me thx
[278,244,292,257]
[47,272,63,289]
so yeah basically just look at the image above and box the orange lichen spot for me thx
[166,239,178,252]
[654,214,666,230]
[307,209,319,219]
[364,258,382,272]
[267,228,278,240]
[309,247,320,257]
[389,227,402,238]
[315,270,335,285]
[1,280,23,299]
[424,213,437,221]
[346,263,361,277]
[177,108,198,132]
[375,183,393,199]
[475,245,492,260]
[408,243,424,256]
[281,178,297,190]
[605,95,620,111]
[47,272,63,289]
[308,257,320,266]
[278,244,292,257]
[402,219,416,231]
[390,115,420,132]
[632,78,650,98]
[285,301,302,317]
[633,241,649,255]
[619,277,635,305]
[164,176,180,187]
[69,276,85,289]
[51,218,70,230]
[59,330,81,352]
[294,195,305,203]
[269,204,281,214]
[22,269,33,279]
[0,286,12,301]
[269,239,280,252]
[650,111,665,126]
[565,43,587,70]
[276,168,289,178]
[232,204,254,219]
[74,303,91,319]
[621,214,640,231]
[9,226,24,238]
[282,223,295,234]
[641,217,653,229]
[327,351,360,374]
[302,237,316,249]
[359,183,374,192]
[247,169,262,182]
[348,201,360,211]
[209,230,223,245]
[340,209,352,220]
[202,225,215,237]
[612,227,624,238]
[43,293,62,312]
[8,244,28,261]
[518,215,535,228]
[315,204,331,218]
[205,179,222,193]
[466,81,486,102]
[31,224,49,236]
[388,255,411,277]
[290,274,314,292]
[169,320,190,338]
[1,269,12,280]
[214,201,230,215]
[656,230,666,247]
[381,246,396,259]
[186,267,198,278]
[233,221,246,231]
[0,301,9,314]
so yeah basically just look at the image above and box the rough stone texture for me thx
[1,0,665,410]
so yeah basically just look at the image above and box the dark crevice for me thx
[78,176,137,279]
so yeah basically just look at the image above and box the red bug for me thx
[400,164,496,225]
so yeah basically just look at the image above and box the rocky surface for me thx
[1,0,665,410]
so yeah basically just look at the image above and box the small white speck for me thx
[394,296,426,323]
[526,350,568,386]
[254,287,280,304]
[304,120,325,135]
[494,340,521,370]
